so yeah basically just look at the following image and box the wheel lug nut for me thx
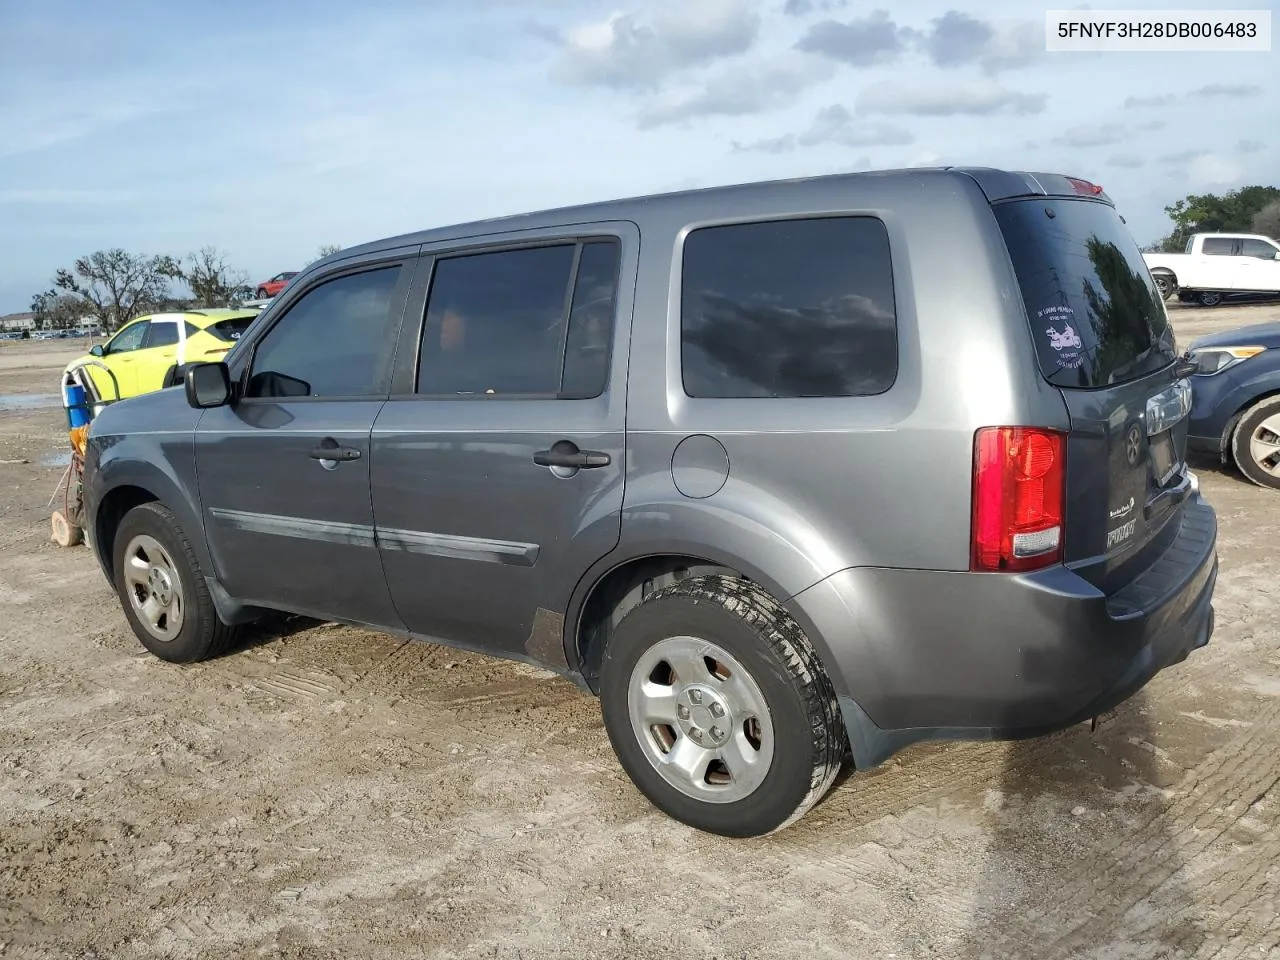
[690,690,703,704]
[689,729,703,742]
[677,705,690,720]
[710,703,725,718]
[710,726,724,740]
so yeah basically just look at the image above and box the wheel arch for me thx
[1223,386,1280,452]
[566,548,858,715]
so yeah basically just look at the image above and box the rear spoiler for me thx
[947,167,1115,206]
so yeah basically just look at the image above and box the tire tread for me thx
[115,502,239,662]
[628,574,846,834]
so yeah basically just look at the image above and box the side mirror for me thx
[185,362,233,409]
[90,344,105,358]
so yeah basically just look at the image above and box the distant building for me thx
[0,312,36,332]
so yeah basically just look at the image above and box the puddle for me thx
[41,450,73,468]
[0,393,60,411]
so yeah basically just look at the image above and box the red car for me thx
[254,271,298,299]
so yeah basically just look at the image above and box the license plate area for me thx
[1150,429,1180,487]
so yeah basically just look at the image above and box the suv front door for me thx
[371,228,636,665]
[195,254,417,627]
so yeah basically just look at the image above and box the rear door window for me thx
[416,239,620,399]
[992,198,1177,389]
[1201,237,1237,256]
[145,321,179,349]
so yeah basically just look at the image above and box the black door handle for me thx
[533,447,611,469]
[309,440,362,462]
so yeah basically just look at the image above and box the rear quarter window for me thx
[680,215,898,398]
[993,198,1177,389]
[208,318,256,342]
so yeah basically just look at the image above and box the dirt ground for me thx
[2,301,1278,960]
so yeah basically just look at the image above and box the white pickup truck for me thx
[1144,232,1280,306]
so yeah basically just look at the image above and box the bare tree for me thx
[31,290,90,331]
[314,243,342,262]
[1253,200,1280,242]
[54,249,182,331]
[178,247,250,307]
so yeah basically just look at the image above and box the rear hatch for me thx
[993,195,1189,594]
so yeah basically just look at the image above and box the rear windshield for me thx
[208,317,256,342]
[993,198,1177,389]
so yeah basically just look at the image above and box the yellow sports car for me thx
[65,309,260,403]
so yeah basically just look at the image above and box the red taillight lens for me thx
[971,427,1066,573]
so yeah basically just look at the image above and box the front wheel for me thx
[112,502,240,662]
[255,287,269,299]
[1199,291,1225,307]
[599,575,846,837]
[1231,396,1280,491]
[1152,273,1177,301]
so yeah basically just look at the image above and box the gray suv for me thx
[82,167,1218,837]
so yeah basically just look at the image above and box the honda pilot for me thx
[81,167,1218,837]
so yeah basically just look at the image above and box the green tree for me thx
[1156,185,1280,251]
[54,249,182,331]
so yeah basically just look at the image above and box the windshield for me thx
[993,198,1177,389]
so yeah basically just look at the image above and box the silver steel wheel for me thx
[1248,413,1280,477]
[121,534,185,642]
[627,635,775,804]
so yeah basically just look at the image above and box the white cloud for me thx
[553,0,760,90]
[857,80,1046,116]
[637,53,834,127]
[1187,154,1243,186]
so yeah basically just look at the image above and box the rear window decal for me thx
[1037,305,1084,368]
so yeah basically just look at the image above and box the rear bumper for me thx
[791,496,1218,769]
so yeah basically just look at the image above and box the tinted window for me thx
[1241,238,1278,259]
[993,198,1177,389]
[562,241,620,399]
[1201,237,1236,255]
[245,265,403,399]
[209,317,256,342]
[107,321,148,354]
[680,217,898,399]
[146,322,179,348]
[418,244,577,397]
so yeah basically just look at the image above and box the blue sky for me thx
[1,0,1276,314]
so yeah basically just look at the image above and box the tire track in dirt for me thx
[967,697,1280,958]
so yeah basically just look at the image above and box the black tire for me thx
[112,502,240,663]
[599,575,846,837]
[1231,396,1280,491]
[256,287,269,299]
[1199,291,1224,307]
[1152,272,1177,301]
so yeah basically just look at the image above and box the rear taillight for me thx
[971,426,1066,573]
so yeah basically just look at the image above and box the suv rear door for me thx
[993,195,1190,593]
[370,224,637,666]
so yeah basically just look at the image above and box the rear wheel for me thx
[112,503,240,662]
[1231,396,1280,491]
[599,575,846,837]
